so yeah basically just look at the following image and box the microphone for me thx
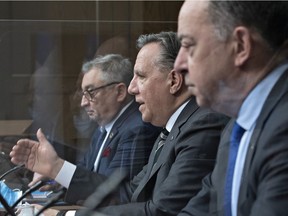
[10,180,46,210]
[34,188,66,216]
[0,164,25,181]
[77,169,128,216]
[0,194,16,216]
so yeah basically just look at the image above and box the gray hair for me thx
[81,54,133,87]
[208,1,288,51]
[136,31,180,72]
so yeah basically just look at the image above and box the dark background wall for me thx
[0,1,183,160]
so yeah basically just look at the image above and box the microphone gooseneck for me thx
[0,164,25,216]
[77,169,128,216]
[0,164,25,181]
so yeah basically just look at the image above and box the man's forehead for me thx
[82,69,102,86]
[180,0,209,18]
[178,0,209,34]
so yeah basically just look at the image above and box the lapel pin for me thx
[109,132,114,139]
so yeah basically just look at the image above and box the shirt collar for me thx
[165,100,190,132]
[103,100,133,134]
[237,62,288,131]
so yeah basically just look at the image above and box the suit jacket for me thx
[70,98,229,216]
[77,127,104,171]
[77,101,160,179]
[179,69,288,216]
[73,101,161,202]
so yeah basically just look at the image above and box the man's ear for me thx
[232,26,252,67]
[116,83,127,102]
[169,69,183,94]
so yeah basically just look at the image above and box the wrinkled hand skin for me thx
[10,128,64,179]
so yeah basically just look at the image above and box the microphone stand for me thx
[77,169,127,216]
[0,164,25,216]
[9,181,46,211]
[0,164,25,181]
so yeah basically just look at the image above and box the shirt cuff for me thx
[65,210,76,216]
[55,161,76,188]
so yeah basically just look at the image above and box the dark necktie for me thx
[153,128,169,165]
[93,127,107,171]
[224,122,245,216]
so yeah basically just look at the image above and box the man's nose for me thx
[174,47,188,75]
[128,77,138,95]
[80,95,89,107]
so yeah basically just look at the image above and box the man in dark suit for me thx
[78,100,158,179]
[10,32,229,216]
[28,54,161,201]
[75,55,160,179]
[175,1,288,215]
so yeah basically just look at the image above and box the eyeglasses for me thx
[81,82,120,101]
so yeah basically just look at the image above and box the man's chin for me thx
[141,115,149,123]
[88,115,98,122]
[141,112,153,124]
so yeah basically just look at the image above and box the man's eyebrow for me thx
[134,70,141,75]
[177,34,184,41]
[83,84,94,91]
[178,34,190,42]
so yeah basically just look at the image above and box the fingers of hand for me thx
[10,140,33,164]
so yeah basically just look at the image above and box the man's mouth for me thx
[86,110,94,115]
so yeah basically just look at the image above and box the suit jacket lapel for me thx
[101,101,138,151]
[96,101,139,174]
[133,99,199,200]
[149,99,199,178]
[88,128,102,170]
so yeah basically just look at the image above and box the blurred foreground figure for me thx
[174,1,288,215]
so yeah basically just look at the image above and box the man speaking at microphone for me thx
[10,32,229,216]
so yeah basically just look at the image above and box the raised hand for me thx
[10,128,64,179]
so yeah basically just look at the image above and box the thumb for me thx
[28,176,41,187]
[29,172,46,187]
[36,128,48,143]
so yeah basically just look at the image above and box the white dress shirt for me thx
[55,101,132,188]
